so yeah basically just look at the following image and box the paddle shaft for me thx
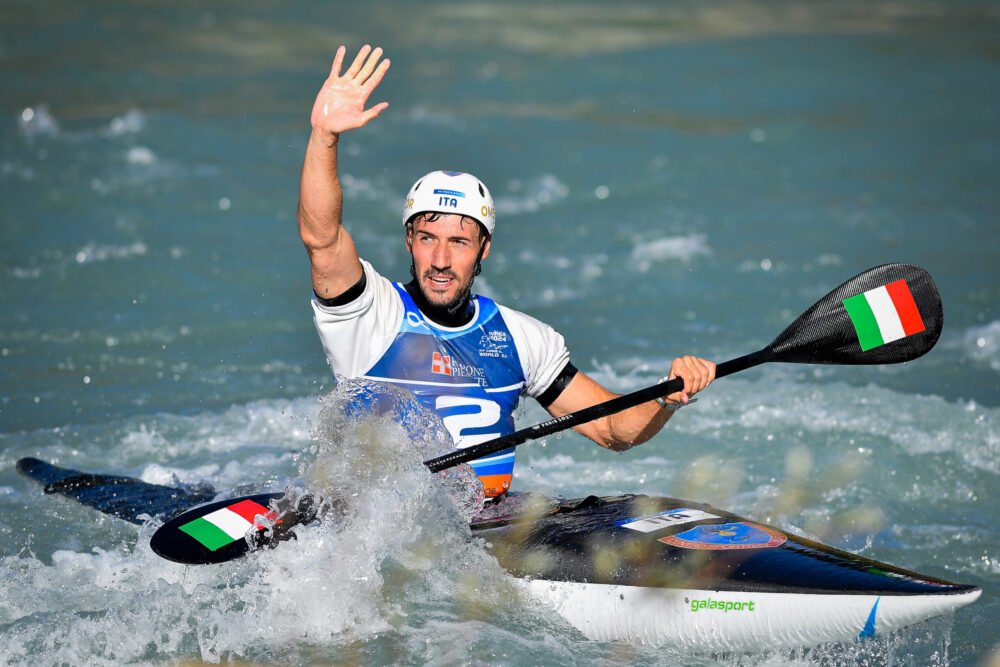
[423,347,774,473]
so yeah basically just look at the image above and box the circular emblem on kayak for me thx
[658,521,786,550]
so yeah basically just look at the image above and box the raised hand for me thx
[310,45,390,135]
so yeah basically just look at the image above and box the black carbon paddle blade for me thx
[769,263,942,365]
[150,493,284,564]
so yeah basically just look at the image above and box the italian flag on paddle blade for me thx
[178,499,275,551]
[843,279,926,351]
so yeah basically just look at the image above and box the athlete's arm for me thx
[544,356,716,452]
[297,45,390,300]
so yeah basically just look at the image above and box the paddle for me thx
[423,262,942,473]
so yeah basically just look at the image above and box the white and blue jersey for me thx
[312,260,570,497]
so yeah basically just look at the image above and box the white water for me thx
[2,373,991,664]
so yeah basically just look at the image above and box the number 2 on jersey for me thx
[435,395,501,447]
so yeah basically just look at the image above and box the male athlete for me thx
[298,45,716,499]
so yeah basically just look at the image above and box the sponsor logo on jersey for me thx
[478,334,508,359]
[431,352,452,375]
[406,311,427,329]
[450,361,487,385]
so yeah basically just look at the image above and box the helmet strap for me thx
[472,236,487,278]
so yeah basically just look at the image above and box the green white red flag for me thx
[842,279,926,351]
[178,499,274,551]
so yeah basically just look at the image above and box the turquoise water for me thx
[2,1,998,664]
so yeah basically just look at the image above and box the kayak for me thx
[470,493,979,650]
[17,457,979,651]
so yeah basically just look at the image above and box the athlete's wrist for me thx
[655,374,684,411]
[311,128,340,148]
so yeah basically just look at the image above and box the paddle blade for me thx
[150,493,284,564]
[769,263,942,365]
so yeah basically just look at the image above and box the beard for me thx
[421,270,473,313]
[410,261,476,316]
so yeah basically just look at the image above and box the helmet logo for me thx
[481,205,494,219]
[433,188,465,198]
[438,196,459,208]
[442,171,463,176]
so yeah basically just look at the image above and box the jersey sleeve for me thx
[311,259,403,379]
[497,304,571,399]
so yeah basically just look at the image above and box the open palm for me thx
[310,45,390,134]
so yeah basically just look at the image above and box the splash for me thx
[0,382,516,664]
[191,380,510,660]
[301,379,485,521]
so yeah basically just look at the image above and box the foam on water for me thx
[104,109,146,138]
[951,320,1000,373]
[17,105,59,140]
[631,234,713,271]
[495,173,570,215]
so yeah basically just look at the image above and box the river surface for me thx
[2,1,998,664]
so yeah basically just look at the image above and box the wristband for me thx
[656,396,683,411]
[655,375,682,411]
[655,375,697,411]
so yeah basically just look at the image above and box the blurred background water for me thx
[1,1,998,664]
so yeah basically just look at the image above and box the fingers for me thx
[665,356,716,404]
[357,46,384,84]
[361,57,390,90]
[330,45,388,88]
[345,44,372,79]
[330,45,346,78]
[362,101,390,123]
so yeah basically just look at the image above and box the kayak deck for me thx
[472,493,972,596]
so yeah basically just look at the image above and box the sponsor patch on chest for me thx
[478,333,508,358]
[431,352,452,375]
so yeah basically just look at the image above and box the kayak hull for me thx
[521,580,979,649]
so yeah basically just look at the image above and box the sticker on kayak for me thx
[658,522,786,550]
[615,508,720,533]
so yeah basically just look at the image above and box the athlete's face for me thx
[406,214,491,310]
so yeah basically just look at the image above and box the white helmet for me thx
[402,171,496,236]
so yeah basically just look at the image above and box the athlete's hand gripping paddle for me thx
[423,262,942,473]
[150,262,941,564]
